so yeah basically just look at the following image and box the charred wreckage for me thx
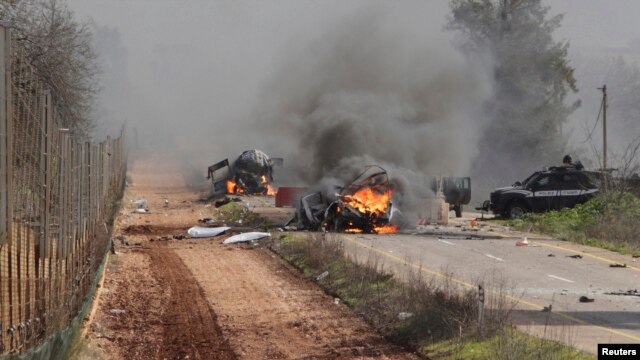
[207,151,472,234]
[207,149,281,196]
[287,166,399,234]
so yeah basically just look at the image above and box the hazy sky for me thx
[66,0,640,171]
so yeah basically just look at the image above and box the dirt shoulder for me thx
[80,153,417,359]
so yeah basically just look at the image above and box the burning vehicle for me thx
[290,166,398,234]
[207,149,280,196]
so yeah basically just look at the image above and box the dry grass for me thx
[271,234,493,348]
[269,233,592,359]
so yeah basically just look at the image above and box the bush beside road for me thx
[508,192,640,255]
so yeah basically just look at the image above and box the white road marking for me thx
[485,254,504,262]
[438,239,456,246]
[548,274,575,283]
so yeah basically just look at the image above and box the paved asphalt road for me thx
[247,195,639,355]
[337,219,640,355]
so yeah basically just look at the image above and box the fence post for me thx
[0,24,12,351]
[0,24,11,245]
[478,284,485,338]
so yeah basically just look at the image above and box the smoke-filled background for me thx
[68,0,640,207]
[249,7,492,210]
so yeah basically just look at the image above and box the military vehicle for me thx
[481,163,601,219]
[207,149,281,196]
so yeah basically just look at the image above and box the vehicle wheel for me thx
[507,202,527,219]
[454,205,463,218]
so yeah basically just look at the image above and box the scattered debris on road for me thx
[187,226,230,238]
[223,232,271,244]
[579,296,595,303]
[548,253,555,257]
[541,304,552,312]
[609,263,627,268]
[604,289,640,297]
[566,254,582,259]
[516,238,529,246]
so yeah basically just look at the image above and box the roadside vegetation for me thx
[270,233,592,359]
[508,192,640,255]
[211,200,279,229]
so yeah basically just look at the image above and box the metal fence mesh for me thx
[0,27,126,355]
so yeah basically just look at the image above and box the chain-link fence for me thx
[0,26,126,355]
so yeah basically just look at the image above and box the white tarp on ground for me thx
[188,226,231,238]
[223,232,271,244]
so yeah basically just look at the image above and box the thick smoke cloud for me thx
[251,10,493,211]
[70,1,495,206]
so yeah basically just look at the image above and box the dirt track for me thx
[83,153,417,359]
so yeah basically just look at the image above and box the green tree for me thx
[447,0,579,185]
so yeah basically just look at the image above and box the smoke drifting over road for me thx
[76,1,495,208]
[252,10,492,207]
[65,0,640,212]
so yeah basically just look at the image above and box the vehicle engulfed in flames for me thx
[291,166,398,234]
[207,149,279,196]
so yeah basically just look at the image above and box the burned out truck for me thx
[291,166,397,233]
[207,149,281,196]
[291,169,472,232]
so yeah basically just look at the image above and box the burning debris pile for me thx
[289,166,399,234]
[208,149,278,196]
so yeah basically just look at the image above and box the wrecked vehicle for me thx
[428,177,471,217]
[480,163,601,219]
[207,149,281,196]
[291,166,398,234]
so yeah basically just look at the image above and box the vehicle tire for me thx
[506,202,528,219]
[454,205,463,218]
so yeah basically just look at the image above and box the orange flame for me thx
[374,224,398,234]
[261,175,277,196]
[342,187,392,216]
[226,180,244,194]
[340,186,397,234]
[226,177,275,196]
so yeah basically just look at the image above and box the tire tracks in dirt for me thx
[83,153,417,359]
[147,245,237,360]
